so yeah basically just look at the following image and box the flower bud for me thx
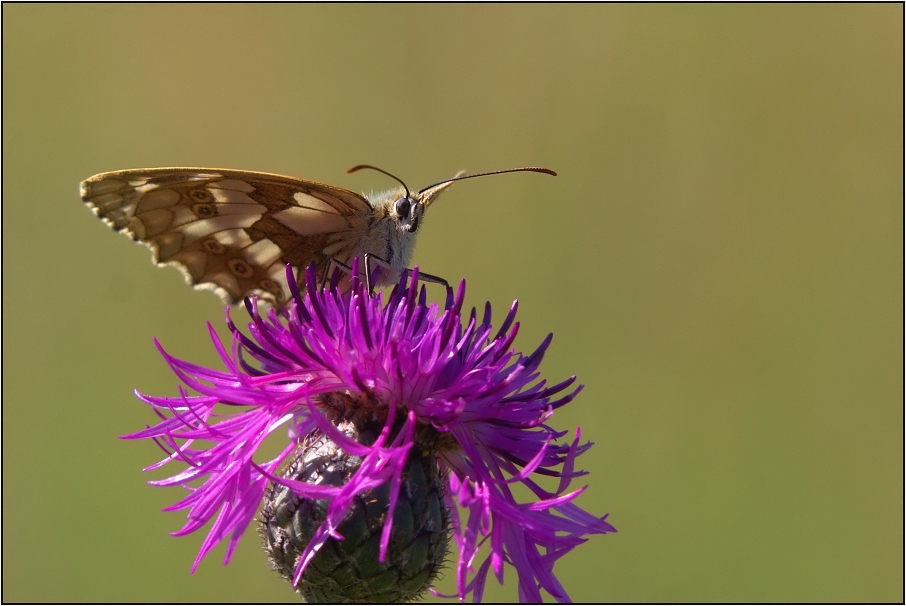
[260,420,450,603]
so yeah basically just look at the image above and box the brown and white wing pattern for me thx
[80,168,372,308]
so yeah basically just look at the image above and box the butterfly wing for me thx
[80,168,372,308]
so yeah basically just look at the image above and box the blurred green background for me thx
[3,4,902,603]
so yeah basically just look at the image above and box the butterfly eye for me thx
[394,197,411,219]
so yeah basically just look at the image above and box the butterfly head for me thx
[392,175,462,233]
[348,165,461,235]
[349,164,557,236]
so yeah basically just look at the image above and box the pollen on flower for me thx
[124,259,616,603]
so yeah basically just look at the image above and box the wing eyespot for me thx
[203,238,225,254]
[227,258,253,277]
[189,188,212,201]
[192,203,216,217]
[259,279,281,294]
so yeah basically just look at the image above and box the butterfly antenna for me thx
[416,167,556,195]
[347,165,410,197]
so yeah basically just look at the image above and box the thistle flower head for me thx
[126,261,616,602]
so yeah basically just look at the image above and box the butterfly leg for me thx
[319,256,390,292]
[320,257,353,291]
[363,254,390,293]
[410,271,449,289]
[320,256,386,292]
[364,254,450,293]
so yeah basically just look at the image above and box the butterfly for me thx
[80,165,555,309]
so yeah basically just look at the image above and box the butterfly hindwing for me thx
[80,168,372,307]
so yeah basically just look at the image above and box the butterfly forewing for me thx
[81,168,372,308]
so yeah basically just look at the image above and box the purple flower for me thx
[126,261,615,602]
